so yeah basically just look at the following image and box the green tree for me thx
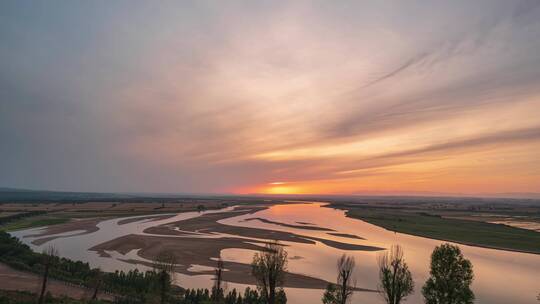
[378,245,414,304]
[322,283,339,304]
[422,243,474,304]
[243,287,262,304]
[251,241,288,304]
[275,288,287,304]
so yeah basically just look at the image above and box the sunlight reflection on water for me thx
[11,202,540,304]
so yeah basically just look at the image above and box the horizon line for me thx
[1,186,539,200]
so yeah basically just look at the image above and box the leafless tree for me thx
[89,268,103,301]
[38,246,58,304]
[153,251,177,304]
[323,254,356,304]
[336,254,356,304]
[212,258,225,302]
[251,241,288,304]
[378,245,414,304]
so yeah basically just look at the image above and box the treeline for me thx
[176,287,285,304]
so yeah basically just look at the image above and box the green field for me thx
[0,217,70,231]
[344,208,540,254]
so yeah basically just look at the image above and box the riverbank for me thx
[337,204,540,254]
[0,263,114,301]
[90,206,381,291]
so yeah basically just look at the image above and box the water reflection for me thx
[11,202,540,304]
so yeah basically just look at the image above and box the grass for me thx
[345,208,540,254]
[0,217,70,231]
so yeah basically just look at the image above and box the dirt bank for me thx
[0,263,113,300]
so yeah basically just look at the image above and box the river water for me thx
[11,202,540,304]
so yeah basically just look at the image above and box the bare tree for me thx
[211,258,225,302]
[153,251,177,304]
[337,254,356,304]
[251,241,288,304]
[323,254,356,304]
[378,245,414,304]
[38,246,58,304]
[90,268,103,301]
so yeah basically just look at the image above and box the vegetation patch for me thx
[1,217,70,232]
[344,207,540,254]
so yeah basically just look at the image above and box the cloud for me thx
[376,126,540,160]
[1,1,539,193]
[361,52,430,88]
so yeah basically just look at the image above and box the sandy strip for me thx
[144,210,315,245]
[27,218,102,237]
[243,217,335,231]
[90,234,374,292]
[18,205,382,291]
[28,214,180,245]
[145,209,382,251]
[28,218,105,245]
[90,234,327,288]
[88,206,382,290]
[117,214,176,225]
[327,233,365,240]
[309,237,380,251]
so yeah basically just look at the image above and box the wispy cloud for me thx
[1,0,539,194]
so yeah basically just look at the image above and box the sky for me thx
[1,0,540,195]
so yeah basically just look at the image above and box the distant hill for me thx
[0,187,137,203]
[0,187,38,192]
[0,187,246,203]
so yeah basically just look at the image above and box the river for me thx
[11,202,540,304]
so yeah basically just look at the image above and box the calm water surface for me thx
[11,203,540,304]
